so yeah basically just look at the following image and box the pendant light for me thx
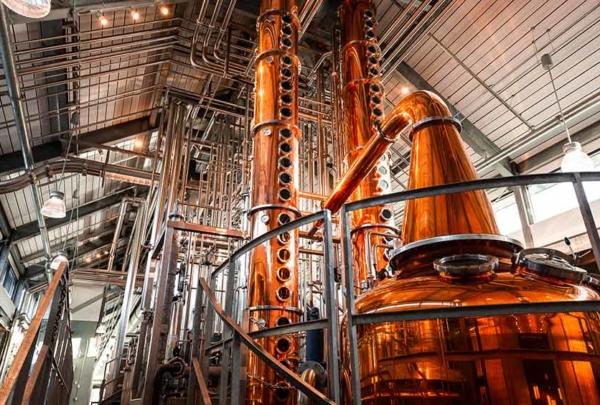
[49,251,69,270]
[1,0,50,18]
[541,53,595,172]
[41,190,67,218]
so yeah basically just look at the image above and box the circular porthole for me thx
[279,172,292,186]
[279,188,292,201]
[276,316,291,326]
[274,383,291,402]
[380,208,393,221]
[280,93,292,105]
[278,212,291,224]
[281,55,292,66]
[276,286,291,301]
[279,142,292,154]
[281,80,293,92]
[276,337,291,353]
[277,248,291,263]
[277,231,291,244]
[281,25,292,36]
[277,267,291,282]
[279,156,292,169]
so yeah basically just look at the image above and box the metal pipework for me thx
[0,5,52,264]
[246,0,302,403]
[106,197,145,272]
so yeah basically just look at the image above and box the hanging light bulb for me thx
[41,191,66,218]
[98,12,109,27]
[1,0,51,18]
[561,142,595,172]
[50,251,69,270]
[159,4,170,16]
[541,53,595,173]
[131,9,140,21]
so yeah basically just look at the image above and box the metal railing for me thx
[188,210,340,404]
[339,171,600,405]
[0,263,73,405]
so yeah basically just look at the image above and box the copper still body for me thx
[342,90,600,403]
[338,0,398,289]
[246,0,301,403]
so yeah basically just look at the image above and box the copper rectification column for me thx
[339,0,398,290]
[246,0,301,403]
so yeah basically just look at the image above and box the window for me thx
[2,271,16,298]
[493,194,522,235]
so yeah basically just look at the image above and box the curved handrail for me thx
[0,263,68,405]
[211,210,328,277]
[198,278,334,405]
[343,172,600,212]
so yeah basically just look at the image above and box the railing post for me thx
[0,264,67,405]
[341,206,361,405]
[201,274,218,377]
[572,173,600,272]
[230,332,242,403]
[217,259,237,405]
[187,263,207,405]
[322,210,341,403]
[141,225,178,404]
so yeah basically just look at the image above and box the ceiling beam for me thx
[12,187,141,242]
[517,119,600,174]
[20,224,122,264]
[9,0,190,23]
[394,62,514,176]
[0,117,156,174]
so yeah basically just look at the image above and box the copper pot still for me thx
[339,2,600,404]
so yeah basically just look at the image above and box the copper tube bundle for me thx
[246,0,302,403]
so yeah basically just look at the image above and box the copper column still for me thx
[338,0,398,289]
[343,91,600,403]
[246,0,301,403]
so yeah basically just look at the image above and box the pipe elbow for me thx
[381,90,453,140]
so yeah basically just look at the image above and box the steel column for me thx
[572,173,600,272]
[321,209,341,404]
[141,226,178,404]
[341,206,362,405]
[513,186,535,248]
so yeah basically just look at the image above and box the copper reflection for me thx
[246,1,301,403]
[347,271,600,403]
[396,92,499,244]
[343,84,600,404]
[339,0,398,287]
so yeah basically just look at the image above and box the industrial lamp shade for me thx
[1,0,51,18]
[561,142,595,173]
[41,191,66,218]
[50,251,69,270]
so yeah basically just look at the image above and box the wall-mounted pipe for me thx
[0,4,52,264]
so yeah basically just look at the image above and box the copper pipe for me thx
[246,1,301,403]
